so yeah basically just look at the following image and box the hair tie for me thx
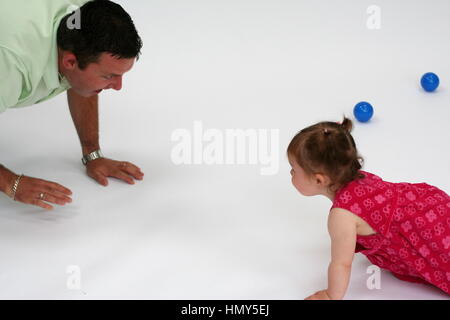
[323,128,331,136]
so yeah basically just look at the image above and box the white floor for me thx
[0,0,449,299]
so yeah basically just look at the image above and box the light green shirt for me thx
[0,0,90,113]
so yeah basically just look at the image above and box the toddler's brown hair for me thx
[287,117,364,192]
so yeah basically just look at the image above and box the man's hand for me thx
[86,158,144,186]
[13,176,73,210]
[304,290,332,300]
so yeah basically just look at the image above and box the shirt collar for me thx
[43,14,71,91]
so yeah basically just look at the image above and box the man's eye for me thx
[103,75,113,80]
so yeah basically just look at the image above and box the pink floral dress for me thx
[331,171,450,294]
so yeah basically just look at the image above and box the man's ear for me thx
[61,51,78,70]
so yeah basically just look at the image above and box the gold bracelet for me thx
[11,174,23,200]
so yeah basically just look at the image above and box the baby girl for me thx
[287,118,450,299]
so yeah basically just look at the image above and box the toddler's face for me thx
[288,156,319,196]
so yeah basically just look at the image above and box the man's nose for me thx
[111,76,122,91]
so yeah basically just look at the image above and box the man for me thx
[0,0,144,210]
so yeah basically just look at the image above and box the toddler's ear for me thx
[315,173,331,186]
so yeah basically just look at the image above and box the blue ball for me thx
[353,101,374,123]
[421,72,439,92]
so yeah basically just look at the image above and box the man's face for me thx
[66,52,135,97]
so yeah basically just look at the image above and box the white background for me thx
[0,0,449,299]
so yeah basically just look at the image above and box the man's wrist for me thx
[0,165,17,197]
[82,149,104,165]
[82,144,101,156]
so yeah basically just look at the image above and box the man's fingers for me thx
[32,199,54,210]
[91,172,108,186]
[111,170,135,184]
[37,179,72,196]
[41,193,71,206]
[121,162,144,180]
[88,161,143,186]
[121,167,144,180]
[42,184,73,201]
[53,183,72,196]
[21,190,71,208]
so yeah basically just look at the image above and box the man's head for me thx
[57,0,143,97]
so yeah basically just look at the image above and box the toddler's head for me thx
[287,117,364,197]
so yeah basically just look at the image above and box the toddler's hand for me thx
[304,290,331,300]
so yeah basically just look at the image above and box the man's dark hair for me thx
[57,0,143,70]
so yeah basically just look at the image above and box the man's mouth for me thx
[95,89,103,94]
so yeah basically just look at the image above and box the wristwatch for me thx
[82,149,104,165]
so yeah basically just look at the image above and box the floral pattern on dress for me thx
[331,171,450,295]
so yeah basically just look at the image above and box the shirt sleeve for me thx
[0,47,25,113]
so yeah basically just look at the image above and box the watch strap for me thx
[82,149,104,165]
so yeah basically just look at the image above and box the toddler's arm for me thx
[326,207,358,299]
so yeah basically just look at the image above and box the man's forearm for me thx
[0,164,16,196]
[327,262,352,300]
[67,89,100,156]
